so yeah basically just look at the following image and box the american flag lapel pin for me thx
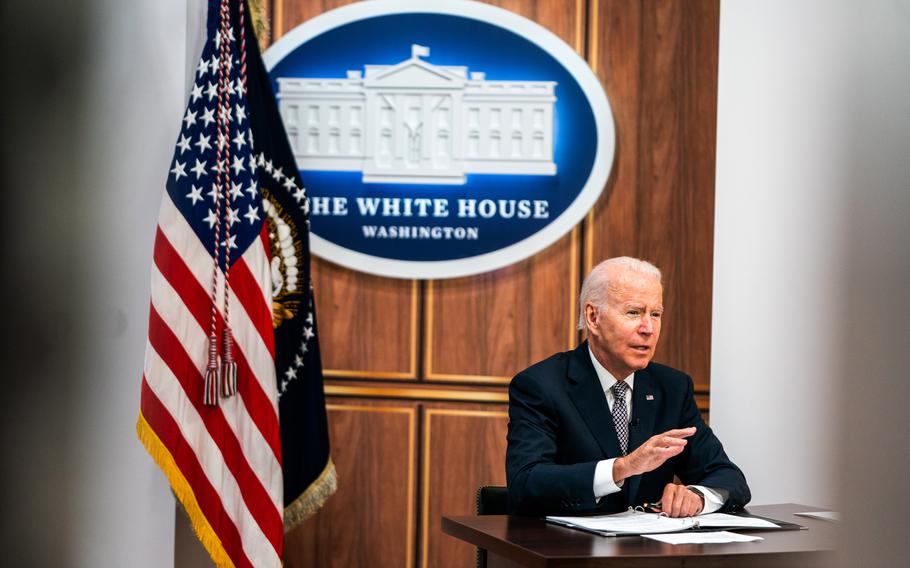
[646,394,655,401]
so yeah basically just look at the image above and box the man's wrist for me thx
[612,456,637,483]
[687,486,706,512]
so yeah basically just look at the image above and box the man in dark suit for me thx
[506,257,750,517]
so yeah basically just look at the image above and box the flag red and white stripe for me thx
[138,192,283,567]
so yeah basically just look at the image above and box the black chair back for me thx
[475,486,509,568]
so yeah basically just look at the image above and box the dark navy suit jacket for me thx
[506,342,750,516]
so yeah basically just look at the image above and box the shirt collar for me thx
[588,344,635,394]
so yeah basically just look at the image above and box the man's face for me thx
[586,268,664,379]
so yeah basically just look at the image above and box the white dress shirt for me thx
[588,347,723,514]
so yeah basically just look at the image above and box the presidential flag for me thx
[137,1,334,566]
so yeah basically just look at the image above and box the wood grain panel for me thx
[425,0,586,383]
[284,399,417,568]
[425,233,578,383]
[420,405,509,568]
[584,0,642,272]
[273,0,357,41]
[313,259,418,379]
[325,380,510,403]
[585,0,720,387]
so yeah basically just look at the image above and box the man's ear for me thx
[584,303,599,334]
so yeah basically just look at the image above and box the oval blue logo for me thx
[265,0,614,278]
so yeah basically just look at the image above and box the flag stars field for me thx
[201,107,216,127]
[206,184,220,202]
[187,185,204,205]
[195,133,212,152]
[244,205,260,224]
[171,160,186,181]
[177,134,191,154]
[234,131,246,149]
[232,156,245,175]
[226,207,240,226]
[203,209,217,228]
[191,159,207,179]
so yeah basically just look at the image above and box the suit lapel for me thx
[566,343,624,460]
[625,367,658,506]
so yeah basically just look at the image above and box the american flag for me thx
[137,1,334,566]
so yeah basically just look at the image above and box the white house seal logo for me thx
[265,0,614,279]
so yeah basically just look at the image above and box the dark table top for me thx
[442,503,839,568]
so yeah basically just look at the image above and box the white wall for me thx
[713,7,910,563]
[72,0,190,565]
[711,0,853,509]
[74,1,213,566]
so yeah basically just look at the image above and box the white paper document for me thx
[696,512,780,529]
[644,531,764,545]
[547,510,781,536]
[547,511,698,535]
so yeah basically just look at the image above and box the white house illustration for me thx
[276,45,557,185]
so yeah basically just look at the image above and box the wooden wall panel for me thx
[284,399,417,568]
[425,235,578,383]
[585,0,720,390]
[420,405,509,568]
[425,0,586,383]
[273,0,356,40]
[314,260,418,379]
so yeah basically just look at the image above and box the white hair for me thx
[577,257,662,330]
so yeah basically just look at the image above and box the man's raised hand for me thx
[612,427,696,483]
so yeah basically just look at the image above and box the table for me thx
[442,503,838,567]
